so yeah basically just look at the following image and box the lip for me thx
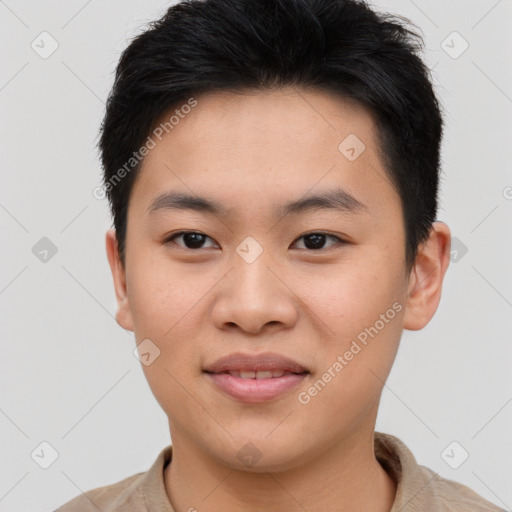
[203,352,309,374]
[203,352,309,404]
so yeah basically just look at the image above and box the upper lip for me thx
[203,352,309,374]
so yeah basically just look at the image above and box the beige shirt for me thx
[54,432,504,511]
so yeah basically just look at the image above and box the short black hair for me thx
[99,0,444,270]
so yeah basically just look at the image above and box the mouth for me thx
[215,369,303,379]
[203,351,309,374]
[203,352,310,403]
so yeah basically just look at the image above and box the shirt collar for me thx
[138,431,440,511]
[375,431,441,511]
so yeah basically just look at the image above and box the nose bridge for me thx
[212,237,298,333]
[232,237,281,302]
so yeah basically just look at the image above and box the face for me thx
[106,87,449,472]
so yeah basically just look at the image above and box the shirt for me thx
[53,431,505,511]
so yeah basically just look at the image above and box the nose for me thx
[211,249,299,335]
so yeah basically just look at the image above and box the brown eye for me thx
[166,231,217,249]
[164,231,345,251]
[292,232,344,250]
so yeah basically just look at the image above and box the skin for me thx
[106,86,451,512]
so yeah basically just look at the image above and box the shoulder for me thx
[416,464,506,512]
[53,471,145,512]
[53,444,173,511]
[374,432,505,512]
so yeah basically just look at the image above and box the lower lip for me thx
[205,372,308,403]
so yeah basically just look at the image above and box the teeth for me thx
[255,371,272,379]
[228,370,289,379]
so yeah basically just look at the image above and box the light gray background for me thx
[1,1,511,511]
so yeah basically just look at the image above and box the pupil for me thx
[304,234,325,250]
[184,233,205,248]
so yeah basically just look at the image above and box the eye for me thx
[292,232,345,250]
[165,231,218,250]
[164,231,346,251]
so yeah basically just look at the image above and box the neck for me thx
[164,426,397,512]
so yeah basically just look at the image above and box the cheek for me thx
[298,253,406,389]
[126,254,197,338]
[294,276,405,437]
[127,263,205,416]
[294,257,401,335]
[126,256,209,373]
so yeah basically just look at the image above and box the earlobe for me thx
[403,221,451,331]
[105,229,135,332]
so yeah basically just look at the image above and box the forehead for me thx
[156,87,379,155]
[130,87,399,220]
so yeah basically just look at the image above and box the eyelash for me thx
[164,231,346,251]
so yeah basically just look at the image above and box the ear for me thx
[105,229,135,332]
[403,221,451,331]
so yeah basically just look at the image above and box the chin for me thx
[211,436,309,474]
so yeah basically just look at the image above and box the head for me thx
[103,0,450,471]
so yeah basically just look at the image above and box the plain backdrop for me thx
[1,1,511,511]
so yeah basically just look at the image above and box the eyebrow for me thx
[147,187,367,218]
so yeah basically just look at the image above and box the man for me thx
[55,0,504,510]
